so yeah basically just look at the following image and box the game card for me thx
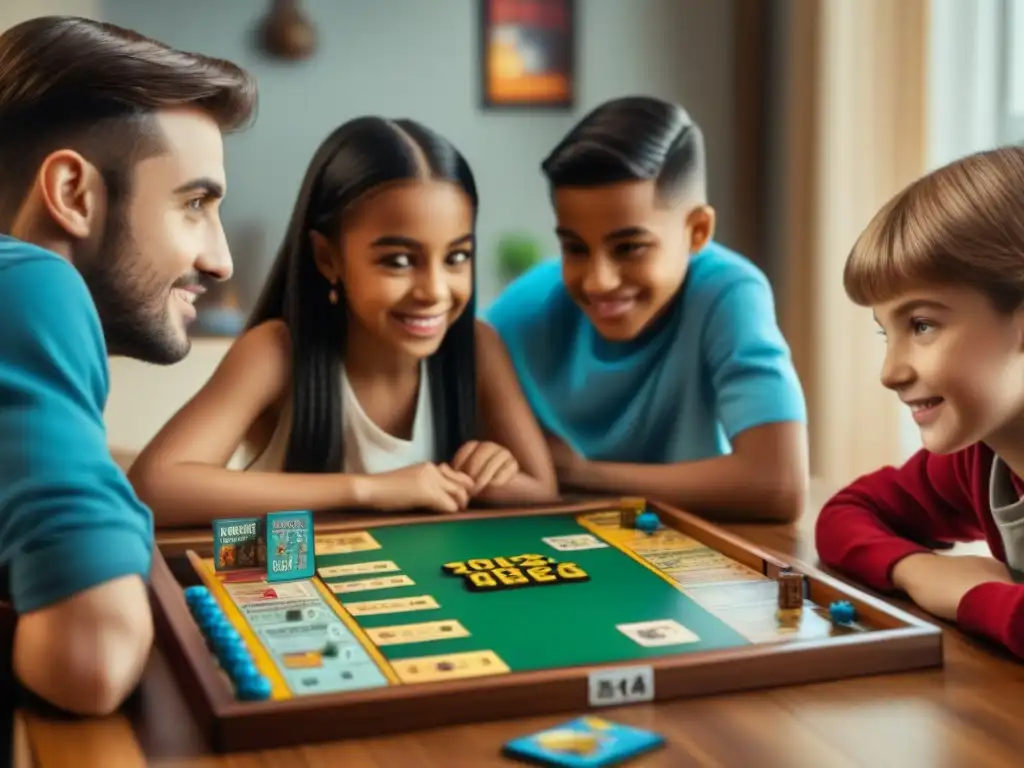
[317,560,400,579]
[315,531,381,555]
[542,534,609,552]
[503,716,664,767]
[327,574,415,594]
[645,546,767,586]
[626,529,703,555]
[212,516,266,571]
[391,649,510,684]
[222,579,317,605]
[616,619,700,647]
[266,510,314,582]
[579,511,621,528]
[366,619,470,646]
[344,595,441,616]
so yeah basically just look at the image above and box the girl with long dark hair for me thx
[130,116,557,525]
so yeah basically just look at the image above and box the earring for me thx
[328,283,338,305]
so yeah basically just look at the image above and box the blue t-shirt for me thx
[484,241,806,463]
[0,237,153,614]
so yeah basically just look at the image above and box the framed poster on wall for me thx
[480,0,576,109]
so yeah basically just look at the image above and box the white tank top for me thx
[230,362,435,474]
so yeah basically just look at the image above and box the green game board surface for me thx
[315,514,751,672]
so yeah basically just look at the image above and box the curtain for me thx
[769,0,930,488]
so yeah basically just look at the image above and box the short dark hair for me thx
[0,15,257,227]
[540,95,705,203]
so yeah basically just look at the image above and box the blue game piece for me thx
[183,585,210,605]
[200,617,231,642]
[236,674,272,701]
[217,642,251,669]
[188,597,216,618]
[635,511,660,534]
[213,626,242,648]
[228,659,260,682]
[210,623,240,649]
[197,607,225,631]
[829,600,857,624]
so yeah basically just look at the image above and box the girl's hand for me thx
[451,440,519,493]
[366,462,474,514]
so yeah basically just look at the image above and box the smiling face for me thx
[80,107,233,363]
[552,180,713,341]
[314,179,474,359]
[874,284,1024,454]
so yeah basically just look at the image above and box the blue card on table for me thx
[502,716,664,767]
[212,517,264,571]
[266,510,314,582]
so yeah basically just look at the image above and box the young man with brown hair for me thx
[816,145,1024,659]
[0,15,256,715]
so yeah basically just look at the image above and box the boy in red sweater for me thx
[816,146,1024,658]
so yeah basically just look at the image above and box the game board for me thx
[151,500,943,752]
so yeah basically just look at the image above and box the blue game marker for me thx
[829,600,857,624]
[503,716,664,767]
[183,585,210,607]
[634,511,660,534]
[228,658,260,684]
[209,623,241,650]
[237,674,272,701]
[217,642,251,670]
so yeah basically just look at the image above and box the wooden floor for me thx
[13,483,1024,767]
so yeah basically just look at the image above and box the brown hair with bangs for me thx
[844,145,1024,314]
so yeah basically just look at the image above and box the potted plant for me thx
[497,233,544,284]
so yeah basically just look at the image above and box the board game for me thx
[151,499,943,753]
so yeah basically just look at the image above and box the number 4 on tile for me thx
[587,665,655,707]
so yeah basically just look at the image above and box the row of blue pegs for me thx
[184,585,272,701]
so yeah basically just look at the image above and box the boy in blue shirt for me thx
[486,96,808,521]
[0,16,255,715]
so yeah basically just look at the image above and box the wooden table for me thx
[14,486,1024,767]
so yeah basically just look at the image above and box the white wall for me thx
[0,0,97,27]
[106,342,231,452]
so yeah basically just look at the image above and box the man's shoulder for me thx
[0,237,106,384]
[0,236,91,300]
[685,241,772,298]
[0,237,96,321]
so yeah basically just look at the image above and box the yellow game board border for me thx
[574,512,764,597]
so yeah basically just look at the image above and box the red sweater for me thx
[816,441,1024,657]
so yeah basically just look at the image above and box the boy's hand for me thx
[451,441,518,493]
[892,552,1014,620]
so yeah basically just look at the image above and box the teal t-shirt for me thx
[484,241,806,463]
[0,237,153,614]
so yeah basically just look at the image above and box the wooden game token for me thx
[620,497,646,528]
[778,571,804,610]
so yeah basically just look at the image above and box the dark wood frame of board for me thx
[150,499,943,753]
